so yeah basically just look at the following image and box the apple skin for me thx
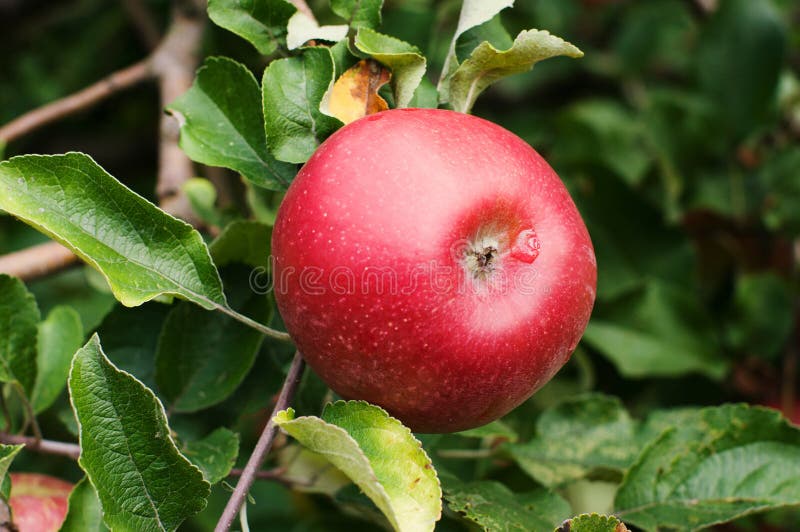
[8,473,73,532]
[272,108,596,433]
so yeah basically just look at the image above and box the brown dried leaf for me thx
[328,59,391,124]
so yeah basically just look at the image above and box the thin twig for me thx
[215,351,306,532]
[121,0,163,50]
[0,242,79,282]
[0,432,80,460]
[0,60,154,144]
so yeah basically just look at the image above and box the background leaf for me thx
[207,0,296,55]
[94,303,171,392]
[69,335,210,531]
[444,479,571,531]
[169,57,297,191]
[507,394,639,488]
[0,154,226,310]
[331,0,383,29]
[32,305,83,413]
[697,0,786,139]
[209,220,272,269]
[583,281,727,380]
[155,267,271,413]
[615,405,800,530]
[0,275,39,396]
[60,477,108,532]
[181,428,240,484]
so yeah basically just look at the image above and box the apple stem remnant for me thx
[462,228,541,280]
[215,351,306,532]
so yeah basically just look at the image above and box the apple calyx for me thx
[461,227,541,281]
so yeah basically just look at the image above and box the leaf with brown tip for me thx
[328,59,391,124]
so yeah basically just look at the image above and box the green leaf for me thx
[275,401,441,532]
[583,281,727,380]
[552,100,651,187]
[286,11,348,50]
[155,267,270,412]
[183,178,222,228]
[69,335,209,531]
[446,29,583,114]
[207,0,296,55]
[408,77,438,109]
[181,428,239,484]
[263,47,342,163]
[331,0,383,29]
[562,480,618,517]
[456,419,518,442]
[0,445,23,488]
[0,275,39,396]
[507,394,639,488]
[438,0,513,100]
[60,477,108,532]
[697,0,786,139]
[354,28,427,108]
[0,153,226,310]
[726,273,793,360]
[169,57,297,191]
[210,220,272,269]
[95,303,171,392]
[615,404,800,531]
[444,480,571,531]
[761,147,800,235]
[558,513,626,532]
[31,306,83,413]
[277,445,351,495]
[454,13,512,64]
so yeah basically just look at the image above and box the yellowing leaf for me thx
[328,59,391,124]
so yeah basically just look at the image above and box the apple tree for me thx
[0,0,799,530]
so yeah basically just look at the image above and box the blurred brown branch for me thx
[0,0,206,281]
[0,60,155,144]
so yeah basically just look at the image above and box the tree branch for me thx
[0,60,154,144]
[0,1,208,280]
[150,3,206,204]
[215,351,306,532]
[0,432,80,460]
[0,241,79,282]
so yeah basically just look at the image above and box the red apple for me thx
[8,473,72,532]
[272,108,596,433]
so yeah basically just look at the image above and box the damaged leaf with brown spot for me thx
[327,59,391,124]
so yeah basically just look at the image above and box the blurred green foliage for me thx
[1,0,799,529]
